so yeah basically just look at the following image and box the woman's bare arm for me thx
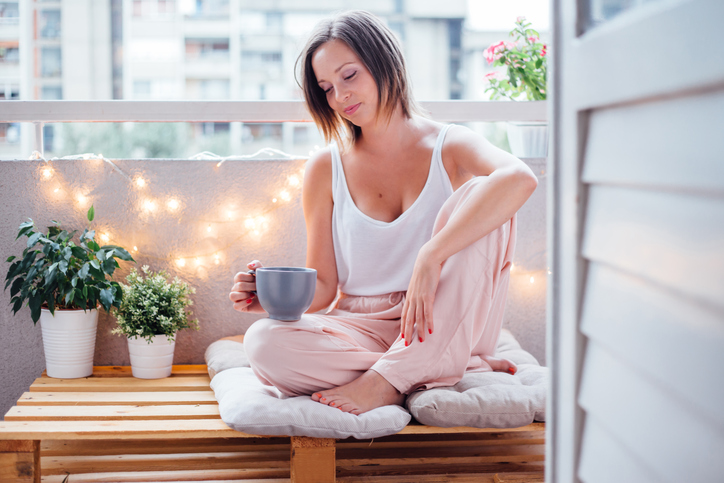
[302,148,340,313]
[401,125,538,341]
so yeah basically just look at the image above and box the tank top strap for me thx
[432,124,455,195]
[329,141,345,203]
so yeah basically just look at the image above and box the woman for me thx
[229,10,538,415]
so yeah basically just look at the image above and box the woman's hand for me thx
[229,260,265,313]
[401,244,442,344]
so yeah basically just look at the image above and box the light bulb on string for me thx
[176,258,186,268]
[42,168,52,179]
[272,198,277,203]
[288,175,300,187]
[142,199,157,213]
[280,190,291,202]
[167,198,180,211]
[207,225,212,233]
[100,233,110,244]
[135,177,146,189]
[132,246,138,253]
[214,253,221,265]
[530,276,535,284]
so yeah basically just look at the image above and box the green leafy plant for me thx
[484,16,548,101]
[112,265,199,343]
[4,206,135,323]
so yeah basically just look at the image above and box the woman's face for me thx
[311,39,379,127]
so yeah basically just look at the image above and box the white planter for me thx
[507,122,549,158]
[127,334,176,379]
[40,308,98,379]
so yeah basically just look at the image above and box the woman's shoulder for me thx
[303,146,334,190]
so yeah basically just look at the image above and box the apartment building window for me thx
[185,38,229,60]
[40,9,61,38]
[0,123,20,144]
[0,83,19,99]
[0,2,19,22]
[41,47,62,78]
[133,0,176,18]
[184,0,229,18]
[241,51,282,69]
[41,85,63,99]
[0,44,19,63]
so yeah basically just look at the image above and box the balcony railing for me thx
[0,100,548,155]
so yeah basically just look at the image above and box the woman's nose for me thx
[335,87,350,103]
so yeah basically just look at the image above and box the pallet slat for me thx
[5,404,220,421]
[30,375,211,392]
[17,391,217,406]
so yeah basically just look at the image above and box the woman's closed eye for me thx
[344,72,356,81]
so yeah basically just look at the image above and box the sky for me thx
[467,0,550,31]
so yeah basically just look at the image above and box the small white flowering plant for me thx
[112,265,198,343]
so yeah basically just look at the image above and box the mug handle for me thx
[247,269,257,295]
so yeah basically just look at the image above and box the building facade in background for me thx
[0,0,548,159]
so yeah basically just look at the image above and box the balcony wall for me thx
[0,155,547,419]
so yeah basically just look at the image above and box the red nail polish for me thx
[429,329,432,334]
[405,340,409,347]
[330,402,335,406]
[401,332,404,339]
[419,337,423,343]
[321,397,326,401]
[246,298,253,303]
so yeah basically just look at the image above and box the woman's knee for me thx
[243,318,280,368]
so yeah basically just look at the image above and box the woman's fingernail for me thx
[419,337,423,343]
[246,298,253,303]
[405,340,409,347]
[401,332,404,339]
[314,393,320,398]
[429,329,432,334]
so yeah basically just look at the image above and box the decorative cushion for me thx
[406,329,547,428]
[206,329,546,438]
[210,367,411,438]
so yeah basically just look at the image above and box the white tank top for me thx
[331,124,455,296]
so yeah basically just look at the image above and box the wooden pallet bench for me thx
[0,365,545,482]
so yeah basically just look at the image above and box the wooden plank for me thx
[88,365,209,377]
[579,342,724,483]
[578,415,661,483]
[290,437,335,483]
[0,440,39,483]
[582,185,724,308]
[397,423,544,435]
[494,474,545,483]
[581,89,724,193]
[336,461,545,478]
[0,419,261,440]
[336,444,544,461]
[5,404,220,421]
[38,467,290,482]
[41,451,290,475]
[30,375,211,392]
[338,475,499,482]
[41,438,290,456]
[16,391,218,406]
[580,262,724,427]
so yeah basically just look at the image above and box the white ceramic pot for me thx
[40,307,98,379]
[507,122,549,158]
[127,334,176,379]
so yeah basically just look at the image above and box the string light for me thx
[29,149,307,271]
[530,276,535,284]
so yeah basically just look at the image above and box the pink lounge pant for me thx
[244,177,516,397]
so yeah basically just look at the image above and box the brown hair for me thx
[295,10,423,148]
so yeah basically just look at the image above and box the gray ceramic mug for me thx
[249,267,317,321]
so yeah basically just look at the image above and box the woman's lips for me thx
[344,103,361,115]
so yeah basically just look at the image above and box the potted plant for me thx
[483,16,549,158]
[112,265,198,379]
[4,206,135,378]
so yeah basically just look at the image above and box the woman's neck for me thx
[355,105,423,155]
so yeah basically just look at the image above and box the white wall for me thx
[0,155,547,419]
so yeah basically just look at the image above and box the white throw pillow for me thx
[210,367,411,438]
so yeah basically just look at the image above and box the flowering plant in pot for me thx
[112,265,198,379]
[483,16,549,157]
[4,206,135,378]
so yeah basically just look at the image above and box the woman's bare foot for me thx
[482,354,518,375]
[311,370,405,415]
